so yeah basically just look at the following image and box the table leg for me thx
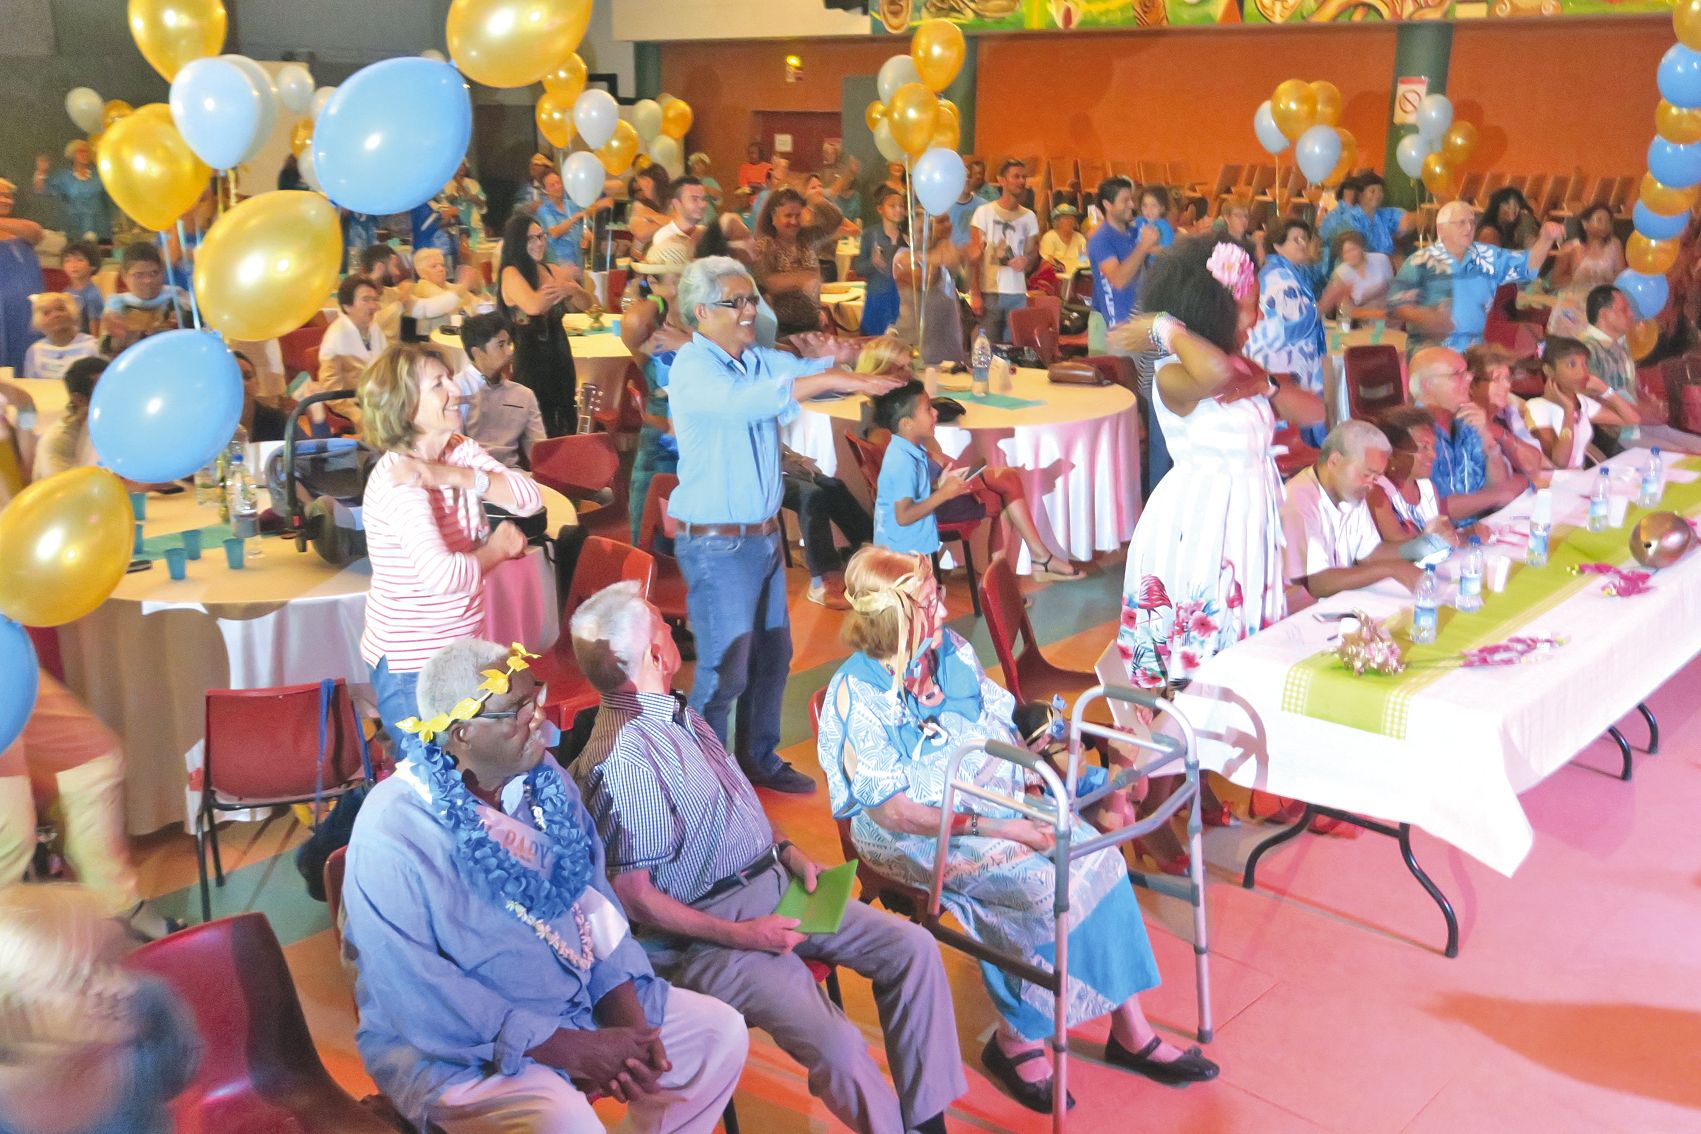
[1606,726,1633,782]
[1240,804,1316,892]
[1636,702,1660,755]
[1396,820,1459,959]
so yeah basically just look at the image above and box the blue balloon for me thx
[1648,138,1701,191]
[312,57,471,216]
[0,619,38,753]
[1659,44,1701,110]
[1615,270,1670,320]
[169,56,269,170]
[1635,200,1690,242]
[89,330,243,484]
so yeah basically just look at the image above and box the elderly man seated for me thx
[1281,420,1424,610]
[567,582,965,1134]
[1409,346,1530,521]
[341,638,747,1134]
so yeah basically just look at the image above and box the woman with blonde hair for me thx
[817,547,1218,1114]
[356,343,543,748]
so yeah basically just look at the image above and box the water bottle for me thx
[1639,447,1663,508]
[1587,467,1611,532]
[1411,566,1439,645]
[1526,517,1550,567]
[226,453,259,539]
[1457,536,1484,613]
[194,460,219,506]
[971,327,991,397]
[1048,694,1068,743]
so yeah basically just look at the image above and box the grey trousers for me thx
[668,864,966,1134]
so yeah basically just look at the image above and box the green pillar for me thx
[634,42,662,101]
[943,42,977,155]
[1383,23,1452,210]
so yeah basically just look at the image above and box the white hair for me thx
[1436,200,1476,227]
[1321,418,1392,464]
[569,581,655,693]
[678,255,753,331]
[415,638,510,719]
[412,247,445,271]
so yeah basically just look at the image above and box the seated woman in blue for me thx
[817,547,1218,1114]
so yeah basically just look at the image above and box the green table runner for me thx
[137,521,237,562]
[960,391,1045,411]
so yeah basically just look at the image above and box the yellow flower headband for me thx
[396,643,541,744]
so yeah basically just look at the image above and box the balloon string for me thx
[905,153,921,370]
[175,219,203,330]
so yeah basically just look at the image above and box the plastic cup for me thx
[163,546,188,581]
[128,491,147,521]
[1607,494,1630,527]
[132,522,145,557]
[1484,554,1512,593]
[223,537,246,570]
[181,529,202,560]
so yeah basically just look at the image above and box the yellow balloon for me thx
[1627,232,1680,276]
[865,101,887,133]
[193,191,343,342]
[1441,121,1477,166]
[1628,318,1660,361]
[596,120,640,175]
[0,468,132,628]
[1640,172,1699,216]
[911,18,966,93]
[1656,100,1701,146]
[446,0,591,88]
[661,99,694,141]
[1420,151,1458,198]
[1309,81,1342,127]
[1678,0,1701,52]
[541,53,587,102]
[97,103,211,232]
[1271,79,1317,143]
[290,118,314,158]
[931,99,961,152]
[102,99,135,130]
[536,89,574,149]
[1326,127,1357,186]
[887,81,938,158]
[127,0,226,81]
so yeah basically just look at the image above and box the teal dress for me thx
[628,301,680,541]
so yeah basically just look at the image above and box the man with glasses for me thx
[664,257,900,794]
[1409,346,1529,519]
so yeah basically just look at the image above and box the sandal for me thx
[1104,1033,1220,1086]
[982,1037,1075,1114]
[1033,553,1085,581]
[1130,837,1191,878]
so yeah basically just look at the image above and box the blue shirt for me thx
[1087,222,1140,324]
[42,169,113,241]
[874,434,940,554]
[68,282,105,335]
[1428,415,1490,500]
[1390,241,1535,353]
[1320,203,1405,264]
[343,212,379,267]
[533,197,584,268]
[410,202,456,265]
[945,194,981,249]
[665,334,830,524]
[830,191,862,225]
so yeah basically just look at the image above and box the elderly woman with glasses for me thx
[498,212,594,437]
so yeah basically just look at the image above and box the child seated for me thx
[101,242,187,356]
[1526,336,1639,470]
[21,292,99,381]
[58,240,107,336]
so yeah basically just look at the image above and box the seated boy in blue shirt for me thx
[870,379,1082,579]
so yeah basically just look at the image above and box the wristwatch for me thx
[470,468,491,497]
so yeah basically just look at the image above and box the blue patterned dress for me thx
[1245,252,1325,396]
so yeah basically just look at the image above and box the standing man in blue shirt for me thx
[666,257,901,793]
[1089,176,1170,492]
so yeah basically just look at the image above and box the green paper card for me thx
[773,860,858,935]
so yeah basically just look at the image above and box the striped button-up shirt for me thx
[571,691,774,905]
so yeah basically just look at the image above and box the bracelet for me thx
[948,813,980,838]
[1148,312,1184,355]
[470,468,491,497]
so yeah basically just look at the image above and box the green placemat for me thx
[137,521,236,562]
[773,860,858,935]
[961,391,1045,411]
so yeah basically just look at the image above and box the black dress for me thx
[501,273,578,437]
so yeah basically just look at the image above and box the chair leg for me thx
[194,823,211,923]
[780,512,794,569]
[825,968,844,1009]
[959,539,981,617]
[207,812,225,886]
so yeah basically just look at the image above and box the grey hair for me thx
[1320,418,1392,464]
[569,581,655,693]
[415,638,511,719]
[678,255,753,331]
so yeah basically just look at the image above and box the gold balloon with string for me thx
[1326,127,1357,185]
[660,98,694,141]
[1271,78,1317,143]
[596,120,640,175]
[1639,173,1699,216]
[1677,0,1701,52]
[127,0,226,81]
[1656,100,1701,146]
[102,99,134,130]
[911,18,965,93]
[865,101,887,133]
[1309,80,1342,127]
[1627,232,1680,276]
[446,0,592,89]
[887,81,938,158]
[97,103,211,232]
[1627,318,1660,361]
[1441,121,1477,165]
[0,468,133,628]
[541,53,587,101]
[1420,151,1458,198]
[193,190,343,342]
[931,99,961,152]
[535,88,574,149]
[290,118,314,159]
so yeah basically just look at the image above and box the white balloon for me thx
[877,55,921,103]
[649,134,684,180]
[1295,125,1342,186]
[299,144,323,193]
[274,63,315,115]
[310,86,336,121]
[912,147,966,216]
[873,119,905,164]
[219,55,279,164]
[1395,132,1433,179]
[1253,100,1287,156]
[574,88,619,151]
[563,150,606,209]
[170,56,269,171]
[631,98,663,141]
[1415,93,1453,143]
[420,49,447,63]
[66,87,104,134]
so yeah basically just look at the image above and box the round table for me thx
[835,237,858,283]
[783,367,1141,574]
[821,281,866,334]
[55,483,575,834]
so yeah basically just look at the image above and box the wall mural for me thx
[876,0,1667,32]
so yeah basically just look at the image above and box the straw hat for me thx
[632,239,693,275]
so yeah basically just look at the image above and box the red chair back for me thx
[40,266,71,291]
[1343,344,1407,421]
[979,553,1037,702]
[1026,293,1062,330]
[843,432,887,498]
[1008,306,1058,365]
[638,473,681,555]
[204,680,369,804]
[530,432,621,498]
[1079,355,1138,392]
[566,536,655,618]
[279,325,326,379]
[1272,420,1320,480]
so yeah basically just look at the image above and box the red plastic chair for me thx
[197,680,372,922]
[637,473,689,624]
[534,536,656,729]
[40,266,71,291]
[1008,305,1059,366]
[1080,355,1139,394]
[531,432,628,541]
[279,324,327,380]
[1343,344,1407,422]
[978,553,1097,706]
[123,913,397,1133]
[1272,420,1320,480]
[843,433,982,616]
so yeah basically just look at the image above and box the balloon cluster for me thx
[864,19,966,183]
[1253,80,1355,187]
[1392,94,1477,200]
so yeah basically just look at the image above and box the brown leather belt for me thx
[675,517,780,538]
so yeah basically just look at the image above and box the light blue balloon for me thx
[0,619,38,753]
[1295,125,1342,186]
[1615,270,1670,320]
[312,57,471,216]
[1395,133,1433,179]
[1659,44,1701,111]
[1415,93,1453,143]
[169,57,269,171]
[1648,137,1701,191]
[1635,200,1690,242]
[89,330,243,484]
[1253,100,1287,156]
[912,147,966,216]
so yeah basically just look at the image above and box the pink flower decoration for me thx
[1207,242,1256,300]
[1178,648,1202,671]
[1189,611,1219,637]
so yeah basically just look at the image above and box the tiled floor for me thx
[132,558,1701,1133]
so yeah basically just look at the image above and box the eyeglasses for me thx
[710,294,761,311]
[526,233,547,243]
[477,685,547,722]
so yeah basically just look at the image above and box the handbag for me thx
[1047,359,1107,387]
[295,679,376,902]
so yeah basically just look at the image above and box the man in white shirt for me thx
[966,159,1039,344]
[455,313,544,469]
[651,178,712,251]
[1282,419,1422,609]
[299,274,386,433]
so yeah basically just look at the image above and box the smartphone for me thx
[961,462,987,482]
[127,559,154,573]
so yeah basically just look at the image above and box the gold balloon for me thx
[887,81,938,158]
[127,0,226,81]
[541,53,587,102]
[97,103,211,232]
[1627,232,1680,275]
[660,98,694,141]
[535,89,574,149]
[446,0,592,89]
[0,468,132,628]
[102,99,135,130]
[1326,127,1357,186]
[633,154,652,172]
[596,119,640,175]
[1627,318,1660,361]
[290,118,314,159]
[931,98,961,152]
[911,18,966,93]
[1629,511,1695,568]
[865,101,887,133]
[1271,78,1317,143]
[1441,121,1477,165]
[1656,100,1701,146]
[193,191,343,342]
[1678,0,1701,52]
[1640,173,1699,216]
[1309,80,1342,127]
[1420,151,1458,198]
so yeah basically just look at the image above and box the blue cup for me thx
[133,522,145,557]
[222,537,246,570]
[181,529,202,560]
[163,546,188,581]
[128,491,147,521]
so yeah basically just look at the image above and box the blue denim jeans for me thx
[675,527,792,780]
[370,657,420,756]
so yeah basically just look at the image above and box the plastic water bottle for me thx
[226,453,259,539]
[971,327,991,397]
[1048,694,1069,742]
[1527,517,1550,567]
[1588,467,1611,532]
[194,460,219,506]
[1411,567,1439,645]
[1639,447,1663,508]
[1457,536,1484,613]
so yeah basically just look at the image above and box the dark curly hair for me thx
[1138,234,1245,354]
[756,187,807,240]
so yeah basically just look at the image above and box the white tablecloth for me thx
[56,487,575,834]
[784,367,1141,574]
[1094,454,1701,876]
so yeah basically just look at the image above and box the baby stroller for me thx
[269,389,377,567]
